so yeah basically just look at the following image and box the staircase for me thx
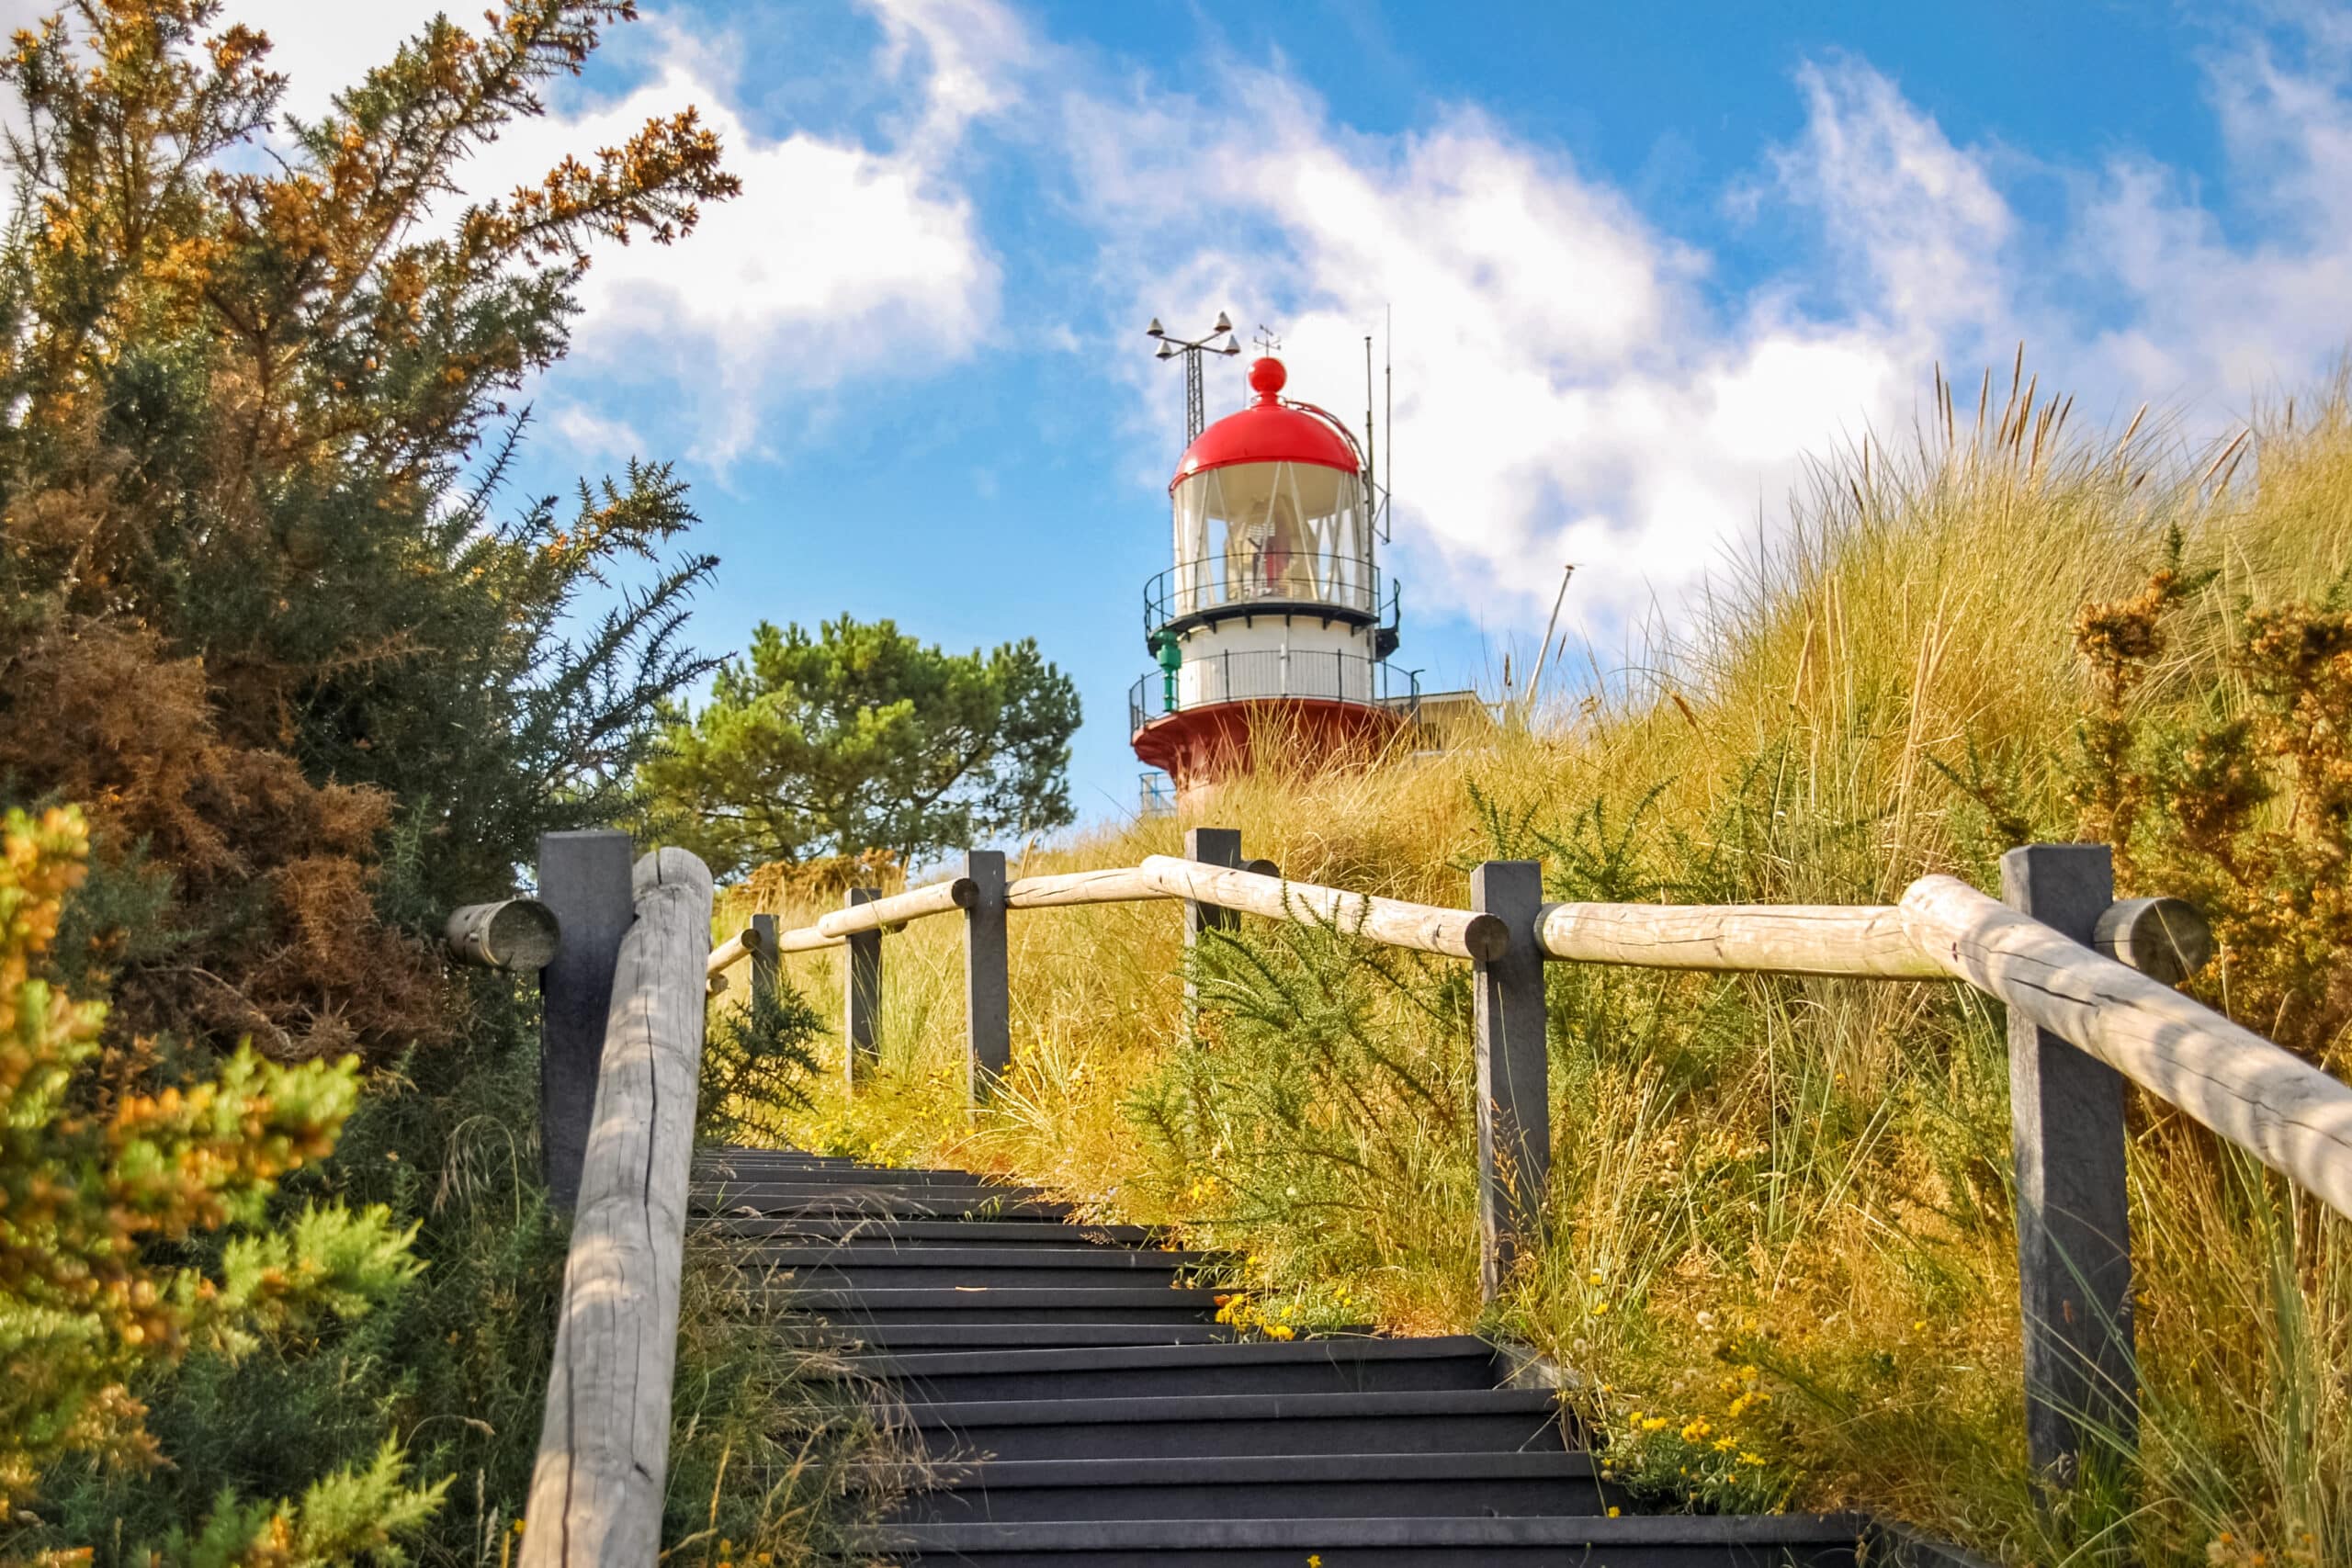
[695,1147,1868,1567]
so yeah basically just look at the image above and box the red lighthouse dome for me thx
[1171,357,1362,488]
[1131,345,1411,810]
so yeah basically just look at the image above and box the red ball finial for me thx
[1248,356,1287,400]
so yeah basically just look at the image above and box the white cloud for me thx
[1065,64,1948,634]
[1060,13,2352,640]
[0,0,1001,468]
[550,401,647,466]
[464,19,998,464]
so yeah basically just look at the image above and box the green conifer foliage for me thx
[0,0,739,1064]
[637,615,1082,877]
[0,806,436,1557]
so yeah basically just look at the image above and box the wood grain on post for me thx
[964,850,1012,1100]
[1184,828,1242,1010]
[1135,855,1508,962]
[535,830,635,1213]
[842,888,882,1091]
[750,913,779,1009]
[1898,873,2352,1223]
[446,898,561,971]
[521,847,712,1568]
[1473,861,1549,1303]
[1184,828,1243,941]
[1535,901,1940,977]
[1996,846,2136,1485]
[2092,896,2211,985]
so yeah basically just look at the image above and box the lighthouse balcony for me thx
[1144,554,1400,649]
[1127,648,1422,736]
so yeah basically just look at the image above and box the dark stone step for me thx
[888,1450,1606,1523]
[747,1243,1208,1270]
[884,1512,1864,1565]
[815,1322,1238,1350]
[784,1285,1221,1325]
[697,1162,1022,1187]
[694,1180,1049,1203]
[713,1216,1159,1247]
[695,1190,1072,1220]
[906,1388,1566,1462]
[853,1337,1501,1401]
[762,1261,1197,1292]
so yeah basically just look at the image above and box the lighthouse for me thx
[1131,349,1414,808]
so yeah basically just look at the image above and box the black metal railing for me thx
[1128,649,1422,732]
[1144,555,1395,637]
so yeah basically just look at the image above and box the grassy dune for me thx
[730,367,2351,1565]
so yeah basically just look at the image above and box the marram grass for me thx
[724,366,2352,1567]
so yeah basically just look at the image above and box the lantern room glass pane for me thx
[1170,461,1372,618]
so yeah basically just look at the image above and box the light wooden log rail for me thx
[527,828,2352,1552]
[709,852,2346,1225]
[1902,874,2352,1220]
[522,847,713,1568]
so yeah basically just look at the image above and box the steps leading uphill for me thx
[695,1148,1866,1567]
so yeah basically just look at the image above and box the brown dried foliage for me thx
[2071,558,2352,1065]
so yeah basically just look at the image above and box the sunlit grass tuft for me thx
[728,362,2352,1565]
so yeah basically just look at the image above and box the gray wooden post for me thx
[1184,827,1243,1008]
[842,887,882,1091]
[2003,843,2137,1486]
[963,850,1011,1100]
[1471,860,1549,1302]
[750,912,779,1010]
[535,829,634,1212]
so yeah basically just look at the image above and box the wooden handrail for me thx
[1535,900,1941,978]
[706,924,763,976]
[702,851,2352,1223]
[819,875,977,936]
[523,847,713,1567]
[1133,855,1508,961]
[1900,874,2352,1220]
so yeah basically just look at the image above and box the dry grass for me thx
[723,363,2352,1566]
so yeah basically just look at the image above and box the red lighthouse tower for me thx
[1130,352,1413,807]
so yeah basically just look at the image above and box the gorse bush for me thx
[756,363,2352,1566]
[0,0,733,1065]
[0,4,898,1561]
[699,978,825,1150]
[32,972,903,1567]
[0,805,437,1562]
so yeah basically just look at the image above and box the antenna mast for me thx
[1382,307,1394,544]
[1146,312,1243,443]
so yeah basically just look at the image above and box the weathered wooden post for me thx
[445,898,561,971]
[964,849,1011,1100]
[1471,860,1549,1302]
[2003,843,2137,1487]
[1184,827,1243,1007]
[842,887,882,1090]
[521,846,712,1567]
[750,912,779,1009]
[535,829,634,1212]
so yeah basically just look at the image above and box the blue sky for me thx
[133,0,2352,827]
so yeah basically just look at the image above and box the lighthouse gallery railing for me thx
[1126,649,1422,733]
[1144,553,1398,634]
